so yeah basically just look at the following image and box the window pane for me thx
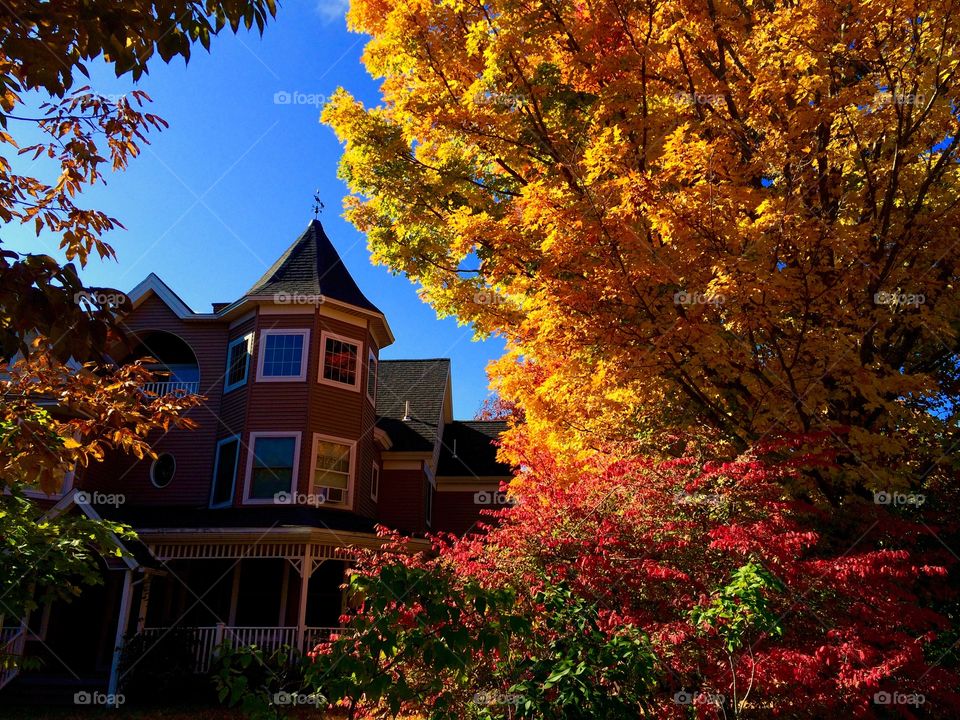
[212,439,239,505]
[262,334,304,377]
[323,338,358,385]
[314,440,350,490]
[226,338,249,387]
[250,437,296,499]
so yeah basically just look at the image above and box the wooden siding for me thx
[433,490,494,535]
[375,468,426,535]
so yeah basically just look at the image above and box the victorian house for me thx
[1,220,511,699]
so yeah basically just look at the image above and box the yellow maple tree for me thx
[325,0,960,502]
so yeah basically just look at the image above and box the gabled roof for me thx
[437,420,511,478]
[245,219,382,314]
[376,359,450,453]
[128,272,209,319]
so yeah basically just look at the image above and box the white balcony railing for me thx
[137,625,348,673]
[139,380,200,397]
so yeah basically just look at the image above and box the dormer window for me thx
[257,329,309,382]
[319,331,361,391]
[224,333,253,392]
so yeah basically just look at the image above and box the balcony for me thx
[123,330,201,398]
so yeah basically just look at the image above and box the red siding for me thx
[376,468,426,535]
[433,490,495,535]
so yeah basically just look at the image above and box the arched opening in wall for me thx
[124,330,201,396]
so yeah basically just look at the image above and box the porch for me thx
[121,535,367,678]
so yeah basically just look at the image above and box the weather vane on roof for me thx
[313,190,325,219]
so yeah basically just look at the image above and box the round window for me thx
[150,453,176,488]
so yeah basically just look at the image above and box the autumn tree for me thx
[0,0,275,641]
[325,0,960,501]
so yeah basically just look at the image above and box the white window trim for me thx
[370,461,380,502]
[242,431,302,505]
[307,432,357,509]
[256,328,310,382]
[224,333,253,393]
[209,435,241,508]
[365,349,378,405]
[318,330,362,392]
[22,465,74,500]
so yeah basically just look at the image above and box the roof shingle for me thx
[437,420,511,477]
[376,359,450,452]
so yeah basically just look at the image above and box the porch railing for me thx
[138,625,347,673]
[139,380,200,397]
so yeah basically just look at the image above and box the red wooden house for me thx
[2,220,511,700]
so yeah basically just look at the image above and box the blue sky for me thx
[5,0,505,418]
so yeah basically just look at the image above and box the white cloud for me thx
[315,0,350,25]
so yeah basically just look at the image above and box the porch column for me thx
[107,570,134,706]
[135,574,152,633]
[279,561,290,626]
[296,545,313,651]
[227,562,242,626]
